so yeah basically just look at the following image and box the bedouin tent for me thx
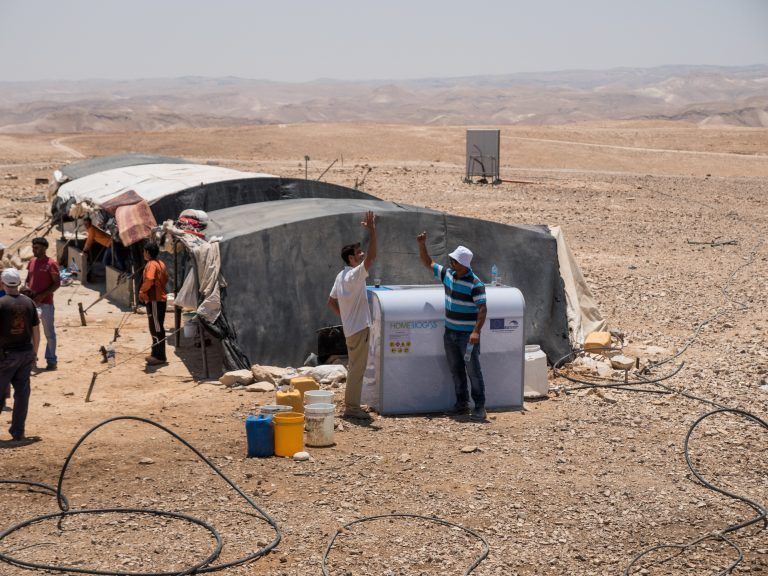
[50,161,378,225]
[177,197,577,369]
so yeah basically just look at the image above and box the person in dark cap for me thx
[25,237,59,370]
[0,268,40,442]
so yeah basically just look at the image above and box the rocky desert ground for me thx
[0,121,766,575]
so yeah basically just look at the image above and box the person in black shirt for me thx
[0,268,40,442]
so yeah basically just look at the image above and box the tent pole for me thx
[173,240,181,347]
[199,320,209,378]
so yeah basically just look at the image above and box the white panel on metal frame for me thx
[466,129,501,181]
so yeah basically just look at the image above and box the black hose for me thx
[0,416,281,575]
[0,509,223,576]
[625,408,767,575]
[0,480,68,510]
[322,513,490,576]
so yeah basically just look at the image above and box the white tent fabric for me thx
[165,222,224,324]
[549,225,607,346]
[55,163,275,207]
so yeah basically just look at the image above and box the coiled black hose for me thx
[625,408,767,575]
[0,416,281,576]
[322,513,490,576]
[2,417,490,576]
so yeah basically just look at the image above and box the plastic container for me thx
[276,388,303,413]
[524,344,548,398]
[304,403,335,447]
[290,376,319,401]
[273,411,305,457]
[491,264,498,286]
[260,404,292,415]
[245,414,273,457]
[183,319,197,338]
[304,389,334,405]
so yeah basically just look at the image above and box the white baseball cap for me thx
[448,245,473,268]
[1,268,21,287]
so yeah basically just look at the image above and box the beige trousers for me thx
[344,327,370,409]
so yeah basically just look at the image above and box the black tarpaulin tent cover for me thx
[204,198,571,368]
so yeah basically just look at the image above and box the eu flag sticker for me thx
[490,318,505,330]
[489,318,519,332]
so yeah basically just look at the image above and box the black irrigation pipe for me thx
[1,417,490,576]
[0,480,68,510]
[625,408,767,575]
[322,513,490,576]
[0,416,282,576]
[552,346,686,390]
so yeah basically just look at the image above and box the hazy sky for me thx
[1,0,766,82]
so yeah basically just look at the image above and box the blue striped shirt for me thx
[433,263,486,332]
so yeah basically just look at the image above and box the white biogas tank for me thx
[362,285,524,415]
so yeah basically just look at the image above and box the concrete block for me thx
[584,331,612,352]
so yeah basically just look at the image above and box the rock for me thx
[596,362,613,378]
[250,365,286,384]
[460,445,478,453]
[293,451,310,462]
[219,369,254,387]
[610,355,635,370]
[759,384,768,394]
[399,453,411,463]
[139,458,155,465]
[244,381,275,392]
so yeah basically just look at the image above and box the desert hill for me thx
[0,64,767,133]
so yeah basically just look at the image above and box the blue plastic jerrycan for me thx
[245,414,274,458]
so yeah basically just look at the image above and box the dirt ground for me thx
[0,121,766,575]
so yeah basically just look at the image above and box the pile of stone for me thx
[215,363,348,393]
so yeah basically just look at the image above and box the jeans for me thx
[0,350,36,439]
[443,329,486,409]
[39,303,57,366]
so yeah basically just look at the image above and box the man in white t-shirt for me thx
[327,211,377,420]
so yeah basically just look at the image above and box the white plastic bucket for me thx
[183,320,197,338]
[304,403,335,447]
[524,344,548,398]
[260,404,293,415]
[304,390,333,405]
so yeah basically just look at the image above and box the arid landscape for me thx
[1,65,768,133]
[1,118,767,575]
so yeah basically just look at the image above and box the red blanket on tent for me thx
[98,190,157,247]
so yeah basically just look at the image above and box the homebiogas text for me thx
[390,320,439,330]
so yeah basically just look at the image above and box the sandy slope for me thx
[0,122,766,575]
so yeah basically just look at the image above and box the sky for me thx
[1,0,766,82]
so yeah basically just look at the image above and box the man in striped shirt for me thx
[417,232,487,422]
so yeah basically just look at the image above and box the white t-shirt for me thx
[330,263,370,337]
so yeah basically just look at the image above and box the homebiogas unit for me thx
[361,285,524,415]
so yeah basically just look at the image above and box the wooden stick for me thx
[78,302,87,326]
[85,372,97,402]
